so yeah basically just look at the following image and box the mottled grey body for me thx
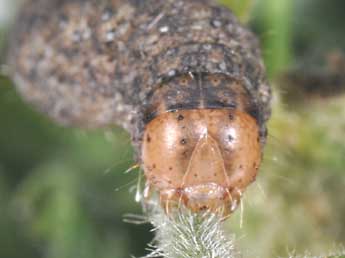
[8,0,271,157]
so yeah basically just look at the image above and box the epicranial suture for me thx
[8,0,271,216]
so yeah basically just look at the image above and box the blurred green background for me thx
[0,0,345,257]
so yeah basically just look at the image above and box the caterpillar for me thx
[8,0,271,216]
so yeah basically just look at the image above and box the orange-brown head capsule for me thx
[141,109,261,216]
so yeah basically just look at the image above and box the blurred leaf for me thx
[219,0,255,23]
[257,0,293,77]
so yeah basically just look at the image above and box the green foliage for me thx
[219,0,255,23]
[255,0,293,77]
[0,78,152,258]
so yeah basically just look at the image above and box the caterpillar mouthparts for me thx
[8,0,271,216]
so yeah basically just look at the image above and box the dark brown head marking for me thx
[177,114,184,121]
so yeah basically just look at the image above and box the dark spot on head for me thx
[228,135,234,142]
[182,150,188,157]
[152,164,156,169]
[239,165,243,169]
[168,180,172,184]
[229,113,235,121]
[257,136,260,143]
[169,167,173,171]
[146,134,151,143]
[194,174,198,178]
[213,173,217,177]
[177,114,184,121]
[176,188,183,195]
[180,138,187,145]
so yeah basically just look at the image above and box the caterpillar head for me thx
[141,108,261,216]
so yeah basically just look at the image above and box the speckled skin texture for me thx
[8,0,271,158]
